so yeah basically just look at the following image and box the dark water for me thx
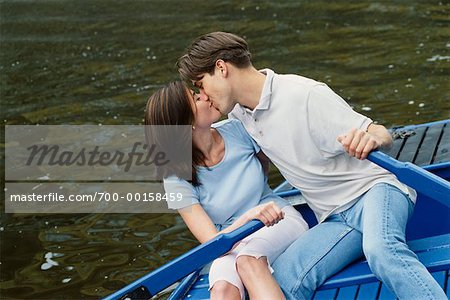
[1,0,449,299]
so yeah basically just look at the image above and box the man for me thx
[177,31,446,299]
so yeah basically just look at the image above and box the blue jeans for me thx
[272,183,447,300]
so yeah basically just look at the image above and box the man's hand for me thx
[337,124,392,160]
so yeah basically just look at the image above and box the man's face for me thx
[193,70,235,115]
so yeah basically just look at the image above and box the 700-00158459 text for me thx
[8,192,183,202]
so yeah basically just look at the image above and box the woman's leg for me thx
[236,255,284,300]
[210,280,241,300]
[236,206,308,299]
[209,251,245,300]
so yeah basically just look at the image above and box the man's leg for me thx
[272,219,363,300]
[358,183,446,299]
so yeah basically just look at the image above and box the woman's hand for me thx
[178,202,284,245]
[243,201,284,227]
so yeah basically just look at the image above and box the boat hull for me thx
[168,119,450,300]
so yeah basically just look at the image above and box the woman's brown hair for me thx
[145,81,204,186]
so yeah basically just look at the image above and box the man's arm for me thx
[337,123,393,160]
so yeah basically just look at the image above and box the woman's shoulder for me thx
[212,119,247,136]
[163,175,200,210]
[212,118,242,129]
[163,175,198,199]
[213,119,256,149]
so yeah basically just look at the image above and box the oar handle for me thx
[368,151,450,206]
[103,219,264,300]
[225,218,265,241]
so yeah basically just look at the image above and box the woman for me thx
[145,81,308,300]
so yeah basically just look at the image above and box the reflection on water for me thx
[1,213,194,299]
[1,0,449,299]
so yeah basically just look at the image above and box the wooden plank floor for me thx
[383,120,449,166]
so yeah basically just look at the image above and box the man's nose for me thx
[197,90,209,101]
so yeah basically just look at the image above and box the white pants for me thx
[209,205,308,299]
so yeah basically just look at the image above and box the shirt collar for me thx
[257,68,274,111]
[241,68,274,114]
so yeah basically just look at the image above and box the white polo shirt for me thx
[229,69,415,222]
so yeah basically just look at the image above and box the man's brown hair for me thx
[177,31,252,82]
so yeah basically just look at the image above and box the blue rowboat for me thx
[104,119,450,300]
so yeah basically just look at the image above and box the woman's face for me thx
[187,88,222,129]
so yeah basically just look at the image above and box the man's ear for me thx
[215,59,228,77]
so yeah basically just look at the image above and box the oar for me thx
[103,219,264,300]
[368,151,450,207]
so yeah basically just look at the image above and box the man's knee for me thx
[363,236,384,261]
[363,234,404,270]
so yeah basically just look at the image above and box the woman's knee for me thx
[210,280,240,300]
[236,255,266,277]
